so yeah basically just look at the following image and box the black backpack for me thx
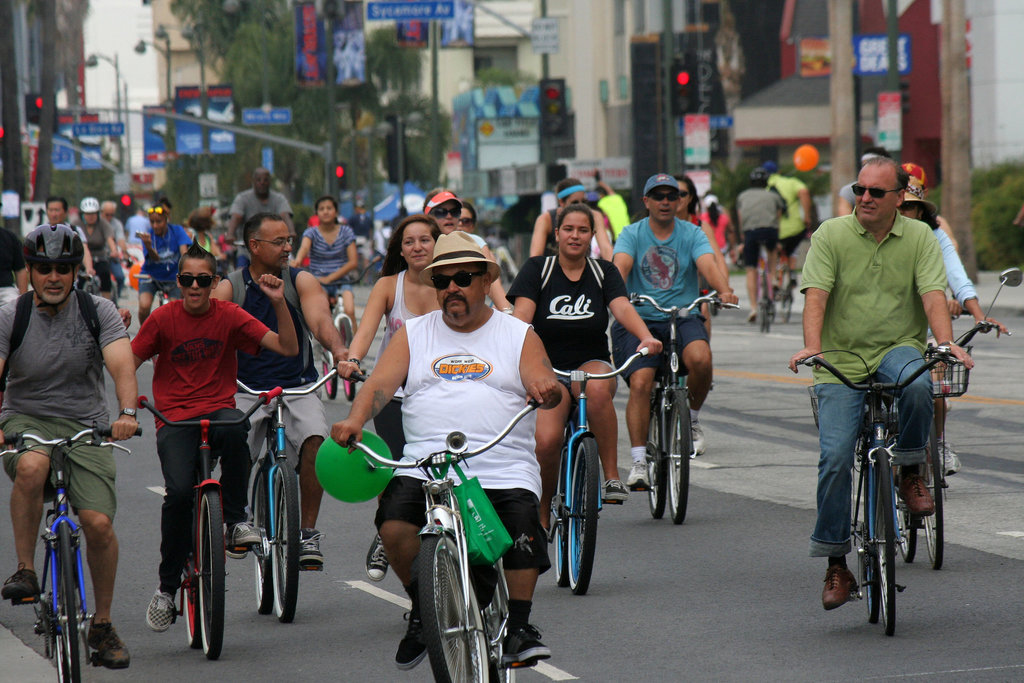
[0,290,101,390]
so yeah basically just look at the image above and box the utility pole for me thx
[941,0,976,278]
[325,4,338,197]
[662,0,677,173]
[829,0,856,217]
[430,21,440,188]
[885,0,900,163]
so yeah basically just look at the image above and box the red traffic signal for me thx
[676,71,691,86]
[334,164,345,179]
[539,78,568,136]
[120,194,132,207]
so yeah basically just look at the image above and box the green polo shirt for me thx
[800,212,947,384]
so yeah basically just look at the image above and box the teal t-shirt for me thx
[612,217,713,321]
[800,212,947,384]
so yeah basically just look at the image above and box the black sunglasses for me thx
[647,190,681,202]
[429,270,487,290]
[34,263,73,275]
[458,217,476,226]
[429,206,459,219]
[177,273,215,288]
[851,184,900,199]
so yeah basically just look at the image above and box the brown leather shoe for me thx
[822,565,857,610]
[899,473,935,516]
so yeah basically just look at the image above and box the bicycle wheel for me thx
[418,534,487,683]
[54,524,81,682]
[252,467,274,615]
[183,568,201,649]
[338,317,357,401]
[668,397,692,525]
[568,436,599,595]
[780,285,793,324]
[646,391,667,519]
[482,562,516,683]
[198,488,225,659]
[875,462,897,636]
[924,425,944,570]
[552,446,569,588]
[322,356,338,400]
[857,465,880,625]
[271,463,300,622]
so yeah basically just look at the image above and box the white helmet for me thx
[80,197,100,214]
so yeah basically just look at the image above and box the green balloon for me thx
[316,430,394,503]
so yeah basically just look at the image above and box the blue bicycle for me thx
[550,350,647,595]
[2,427,137,681]
[799,348,953,636]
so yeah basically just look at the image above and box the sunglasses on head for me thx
[34,263,73,275]
[147,206,167,215]
[177,273,215,288]
[647,190,681,202]
[851,184,900,199]
[429,206,459,220]
[429,269,487,290]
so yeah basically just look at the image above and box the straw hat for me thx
[419,231,500,285]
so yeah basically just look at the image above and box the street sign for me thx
[876,91,902,150]
[853,34,911,76]
[21,202,47,237]
[366,1,454,21]
[72,121,124,137]
[683,114,711,166]
[262,147,274,175]
[531,18,559,55]
[708,115,733,129]
[242,107,293,125]
[198,173,219,201]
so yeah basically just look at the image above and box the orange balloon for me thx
[128,262,142,291]
[793,144,820,172]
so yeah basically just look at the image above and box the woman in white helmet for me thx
[78,197,119,301]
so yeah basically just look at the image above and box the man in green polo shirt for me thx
[787,156,972,612]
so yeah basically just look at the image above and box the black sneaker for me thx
[87,621,131,669]
[396,611,426,670]
[365,533,389,582]
[1,564,39,601]
[501,623,551,668]
[300,528,324,569]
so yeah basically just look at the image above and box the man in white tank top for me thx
[333,232,561,672]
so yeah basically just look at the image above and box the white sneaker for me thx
[691,421,706,456]
[145,590,176,632]
[942,442,961,476]
[625,462,649,490]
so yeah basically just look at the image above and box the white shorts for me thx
[235,388,329,469]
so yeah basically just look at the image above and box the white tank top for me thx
[377,271,415,400]
[400,310,540,497]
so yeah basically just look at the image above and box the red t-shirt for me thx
[132,298,269,426]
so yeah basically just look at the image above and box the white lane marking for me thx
[346,580,578,680]
[690,459,720,469]
[997,531,1024,538]
[146,486,165,496]
[863,663,1024,679]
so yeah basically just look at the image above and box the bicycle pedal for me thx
[226,544,250,558]
[601,498,625,505]
[628,484,649,492]
[896,584,906,593]
[9,595,39,606]
[299,561,324,572]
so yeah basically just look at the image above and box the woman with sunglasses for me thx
[290,196,359,336]
[508,203,661,522]
[138,205,191,325]
[339,214,442,583]
[674,175,731,334]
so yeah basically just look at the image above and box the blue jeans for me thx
[809,345,933,557]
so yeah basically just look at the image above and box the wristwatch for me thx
[119,408,137,418]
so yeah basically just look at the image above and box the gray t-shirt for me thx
[229,189,292,222]
[736,188,785,232]
[0,295,128,425]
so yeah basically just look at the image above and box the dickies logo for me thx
[432,354,492,381]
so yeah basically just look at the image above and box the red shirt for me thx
[132,298,269,426]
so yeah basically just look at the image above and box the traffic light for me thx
[671,53,697,116]
[539,78,568,137]
[120,194,132,208]
[899,80,911,114]
[334,163,347,189]
[25,93,43,126]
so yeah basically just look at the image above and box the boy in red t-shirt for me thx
[131,242,298,633]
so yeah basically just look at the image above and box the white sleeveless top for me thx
[400,310,540,497]
[377,271,416,400]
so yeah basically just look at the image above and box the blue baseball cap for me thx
[643,173,679,196]
[762,160,778,174]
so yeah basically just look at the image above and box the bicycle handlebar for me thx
[236,368,366,398]
[348,400,540,471]
[955,320,1010,347]
[553,348,649,381]
[796,349,953,392]
[0,426,141,457]
[138,386,283,427]
[630,291,738,315]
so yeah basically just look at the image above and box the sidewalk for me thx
[0,625,51,680]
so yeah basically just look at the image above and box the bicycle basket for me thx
[930,358,970,398]
[450,462,512,566]
[807,385,819,428]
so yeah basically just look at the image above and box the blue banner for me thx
[441,0,473,47]
[53,114,76,170]
[174,86,204,155]
[143,106,167,169]
[206,85,236,155]
[80,145,103,170]
[853,34,911,76]
[334,1,366,86]
[294,2,326,86]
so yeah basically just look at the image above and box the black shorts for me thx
[611,317,709,381]
[779,233,803,258]
[375,475,550,573]
[742,228,779,268]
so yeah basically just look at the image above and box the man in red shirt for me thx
[131,241,298,633]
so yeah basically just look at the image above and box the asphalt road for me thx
[2,275,1024,681]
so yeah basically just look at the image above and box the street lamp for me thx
[85,52,130,173]
[134,24,173,107]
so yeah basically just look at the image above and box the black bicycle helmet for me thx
[749,167,770,186]
[23,224,85,265]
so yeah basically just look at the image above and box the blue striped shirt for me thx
[303,225,355,280]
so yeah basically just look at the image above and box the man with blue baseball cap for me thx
[612,174,738,486]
